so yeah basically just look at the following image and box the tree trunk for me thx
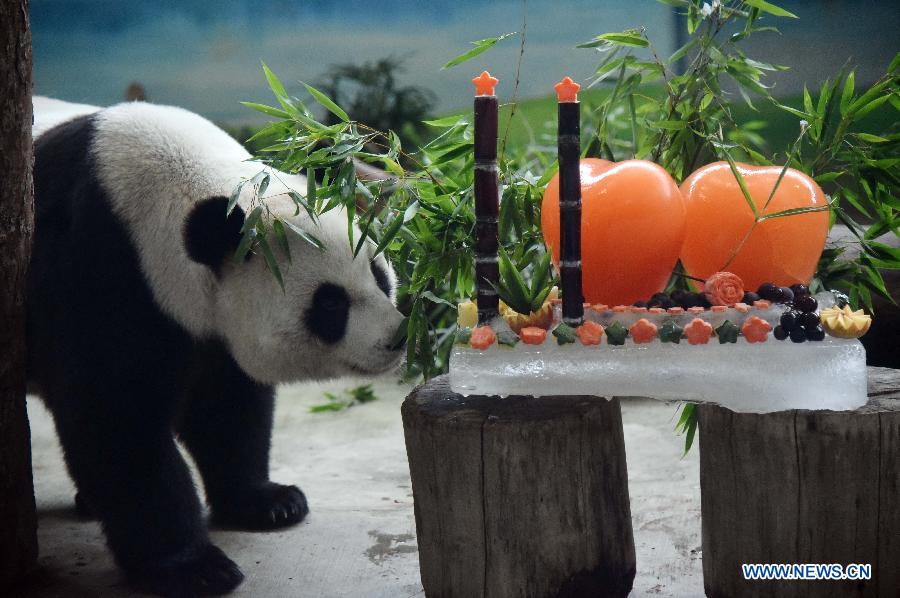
[699,366,900,597]
[0,0,37,585]
[402,375,635,598]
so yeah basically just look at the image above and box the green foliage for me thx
[773,70,900,312]
[675,402,698,455]
[492,248,553,315]
[309,384,379,413]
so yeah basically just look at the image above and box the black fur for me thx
[28,115,306,597]
[184,196,246,274]
[304,283,350,344]
[370,261,391,298]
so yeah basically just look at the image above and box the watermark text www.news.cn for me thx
[742,563,872,581]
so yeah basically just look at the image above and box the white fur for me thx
[32,96,102,139]
[43,100,402,384]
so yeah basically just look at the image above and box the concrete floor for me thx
[18,377,704,597]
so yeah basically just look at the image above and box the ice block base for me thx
[449,338,867,413]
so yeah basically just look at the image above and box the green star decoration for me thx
[552,323,577,345]
[659,321,683,343]
[716,320,740,344]
[497,330,520,347]
[605,321,628,346]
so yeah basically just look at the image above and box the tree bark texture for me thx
[0,0,37,585]
[699,367,900,597]
[402,375,635,598]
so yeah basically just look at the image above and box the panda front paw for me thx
[211,482,308,531]
[130,543,244,597]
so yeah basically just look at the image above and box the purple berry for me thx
[773,325,788,340]
[742,291,760,304]
[780,310,799,332]
[795,295,818,313]
[681,293,701,309]
[806,324,826,341]
[648,292,669,308]
[790,326,807,343]
[779,286,794,303]
[696,292,712,309]
[632,300,648,308]
[790,284,810,297]
[757,282,780,301]
[798,312,820,330]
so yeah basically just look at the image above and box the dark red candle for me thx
[555,76,584,326]
[472,71,500,323]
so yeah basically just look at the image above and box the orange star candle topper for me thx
[554,76,580,102]
[472,71,499,96]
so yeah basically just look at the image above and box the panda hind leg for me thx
[178,341,309,531]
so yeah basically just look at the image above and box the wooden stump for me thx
[402,375,635,598]
[699,366,900,597]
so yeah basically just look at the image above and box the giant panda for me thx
[27,99,405,596]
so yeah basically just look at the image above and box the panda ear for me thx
[183,196,246,273]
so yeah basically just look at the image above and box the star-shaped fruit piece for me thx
[629,318,658,344]
[472,71,499,96]
[552,322,578,345]
[684,318,713,345]
[820,305,872,339]
[716,320,740,344]
[576,321,604,345]
[605,321,628,346]
[554,76,580,102]
[741,315,771,343]
[659,321,683,343]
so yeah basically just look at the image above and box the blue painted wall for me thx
[31,0,899,122]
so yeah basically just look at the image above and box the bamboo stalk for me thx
[556,77,584,326]
[473,71,500,323]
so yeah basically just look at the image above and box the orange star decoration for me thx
[472,71,499,96]
[554,76,581,103]
[741,316,772,343]
[685,318,713,345]
[629,318,658,344]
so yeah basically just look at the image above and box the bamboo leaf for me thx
[374,214,404,257]
[579,31,649,49]
[261,62,288,98]
[282,219,325,251]
[258,235,285,291]
[759,205,830,221]
[742,0,798,18]
[840,70,855,116]
[272,219,291,262]
[722,152,759,218]
[227,181,245,215]
[442,32,516,69]
[302,81,350,122]
[240,101,290,119]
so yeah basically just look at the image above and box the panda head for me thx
[183,195,405,384]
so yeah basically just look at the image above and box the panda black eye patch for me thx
[370,261,391,297]
[305,283,350,345]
